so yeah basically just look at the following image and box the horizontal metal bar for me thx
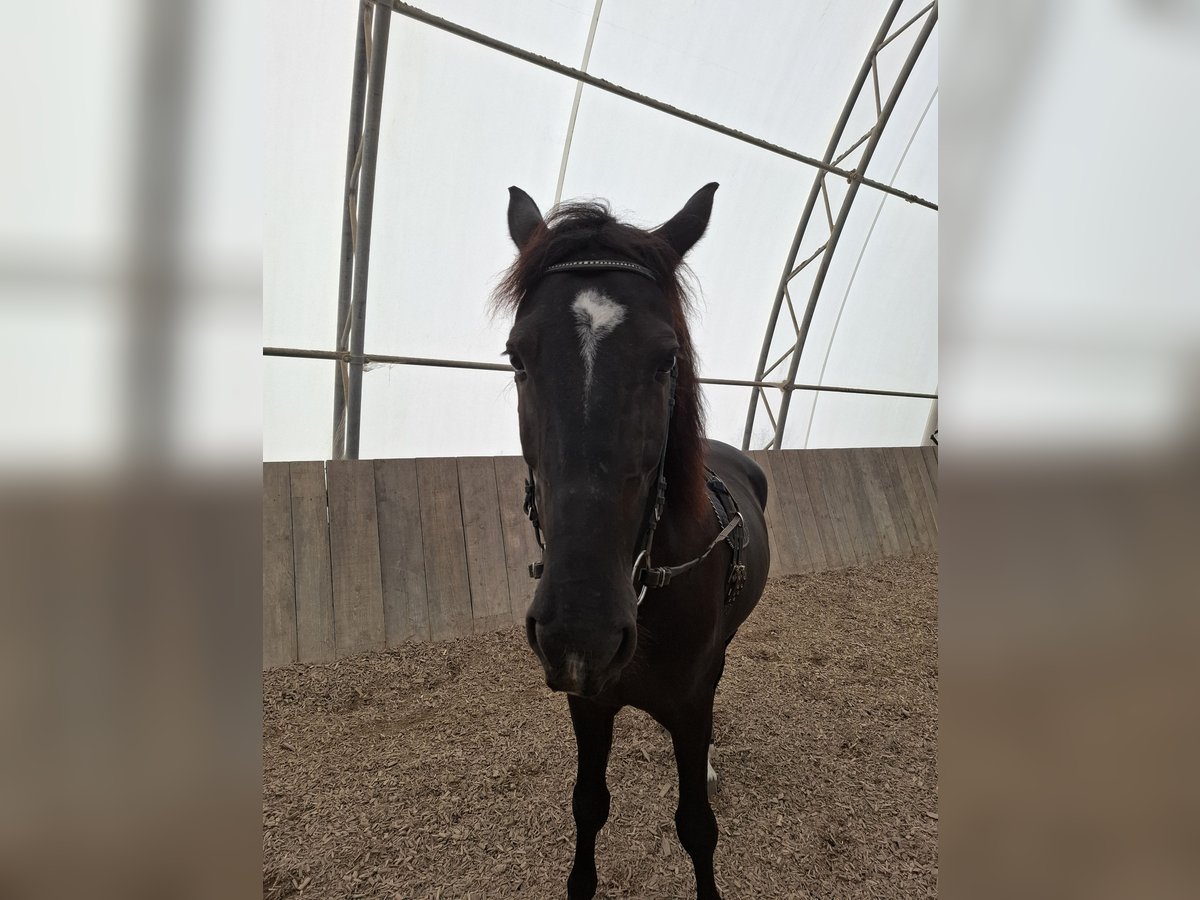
[263,346,937,400]
[266,345,512,372]
[369,0,938,211]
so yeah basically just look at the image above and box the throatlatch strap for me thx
[637,513,743,589]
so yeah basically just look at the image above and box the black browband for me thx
[521,260,743,607]
[542,259,658,282]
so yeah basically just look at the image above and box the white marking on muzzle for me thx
[564,651,586,692]
[571,289,625,414]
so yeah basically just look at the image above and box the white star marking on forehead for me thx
[571,288,626,415]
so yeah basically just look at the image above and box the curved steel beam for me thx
[771,7,936,450]
[742,2,937,450]
[341,6,391,460]
[740,0,905,449]
[332,2,371,459]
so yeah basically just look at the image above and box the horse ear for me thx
[654,182,719,258]
[507,186,545,249]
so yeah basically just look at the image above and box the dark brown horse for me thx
[494,183,770,900]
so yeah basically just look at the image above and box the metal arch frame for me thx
[333,3,391,460]
[742,2,938,451]
[322,0,939,459]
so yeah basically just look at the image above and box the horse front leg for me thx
[669,699,722,900]
[566,695,617,900]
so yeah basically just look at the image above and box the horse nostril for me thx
[612,623,637,670]
[525,616,539,654]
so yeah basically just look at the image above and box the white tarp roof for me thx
[265,0,937,460]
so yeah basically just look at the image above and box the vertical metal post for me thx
[343,7,391,460]
[332,3,371,459]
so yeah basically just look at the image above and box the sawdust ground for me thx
[264,553,937,899]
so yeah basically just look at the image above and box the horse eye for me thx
[656,354,677,374]
[508,353,527,378]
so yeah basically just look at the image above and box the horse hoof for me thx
[567,868,597,900]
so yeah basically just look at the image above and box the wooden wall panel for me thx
[850,448,902,558]
[865,448,916,557]
[416,457,474,641]
[827,448,883,565]
[744,452,776,566]
[374,458,430,643]
[458,457,512,634]
[262,448,938,667]
[290,461,336,662]
[327,460,386,656]
[905,447,938,532]
[890,448,935,550]
[921,445,938,498]
[749,451,804,574]
[798,451,856,568]
[262,463,297,668]
[777,450,830,573]
[493,455,539,627]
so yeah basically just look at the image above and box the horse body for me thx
[495,184,770,900]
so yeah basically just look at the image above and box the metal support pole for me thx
[342,7,391,460]
[332,3,371,459]
[770,7,936,450]
[741,0,904,450]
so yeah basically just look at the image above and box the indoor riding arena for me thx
[265,1,938,897]
[263,450,938,899]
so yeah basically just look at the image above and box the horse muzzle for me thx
[526,614,637,697]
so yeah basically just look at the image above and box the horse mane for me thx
[492,200,709,521]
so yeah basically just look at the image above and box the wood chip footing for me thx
[264,553,938,899]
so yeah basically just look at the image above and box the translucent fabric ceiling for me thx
[264,0,937,461]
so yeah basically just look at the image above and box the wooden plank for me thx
[749,450,803,575]
[830,451,878,564]
[746,452,780,573]
[327,460,386,656]
[921,444,938,498]
[262,463,297,668]
[494,455,539,627]
[838,448,886,563]
[811,451,868,571]
[849,448,902,558]
[290,461,336,662]
[457,457,513,634]
[374,458,430,643]
[890,447,935,551]
[776,450,831,573]
[416,457,474,641]
[794,451,852,569]
[775,450,820,573]
[902,446,939,535]
[867,448,917,557]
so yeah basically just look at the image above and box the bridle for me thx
[520,259,743,606]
